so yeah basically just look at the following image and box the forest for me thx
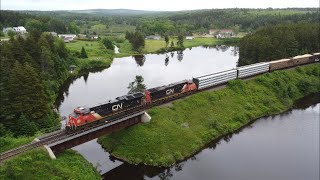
[238,23,320,66]
[1,8,319,36]
[0,31,73,137]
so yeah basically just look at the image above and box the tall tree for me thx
[177,34,184,47]
[164,35,169,47]
[80,46,88,58]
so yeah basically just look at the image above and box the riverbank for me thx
[98,64,320,167]
[0,148,101,179]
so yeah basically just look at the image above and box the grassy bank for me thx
[66,40,113,72]
[98,64,320,167]
[0,148,101,179]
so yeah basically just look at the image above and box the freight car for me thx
[292,54,314,66]
[67,53,319,131]
[269,58,293,71]
[193,69,237,90]
[312,53,320,62]
[237,62,270,78]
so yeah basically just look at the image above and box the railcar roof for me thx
[270,59,291,63]
[194,69,237,79]
[147,80,187,92]
[194,69,237,80]
[292,54,312,59]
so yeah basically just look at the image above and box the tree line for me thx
[2,8,318,37]
[0,31,73,136]
[238,23,320,66]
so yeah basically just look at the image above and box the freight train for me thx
[66,53,320,131]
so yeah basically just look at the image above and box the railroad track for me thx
[0,130,67,163]
[0,109,144,163]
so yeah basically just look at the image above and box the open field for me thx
[98,64,320,167]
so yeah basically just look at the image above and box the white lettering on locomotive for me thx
[166,88,174,95]
[315,58,319,62]
[112,103,123,111]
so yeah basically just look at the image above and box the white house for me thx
[13,26,27,34]
[3,26,27,34]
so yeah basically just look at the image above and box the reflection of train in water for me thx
[67,53,320,131]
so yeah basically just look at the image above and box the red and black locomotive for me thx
[67,80,197,130]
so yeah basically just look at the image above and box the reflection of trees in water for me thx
[158,169,173,180]
[165,54,169,66]
[231,46,239,56]
[171,52,174,58]
[133,55,146,67]
[83,73,89,83]
[214,45,230,52]
[54,68,104,108]
[177,50,184,61]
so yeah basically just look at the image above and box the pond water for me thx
[102,94,320,180]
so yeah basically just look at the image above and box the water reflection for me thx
[164,54,169,66]
[102,94,320,180]
[133,55,146,67]
[177,51,184,62]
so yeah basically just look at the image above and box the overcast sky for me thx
[1,0,319,11]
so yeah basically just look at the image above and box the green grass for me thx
[66,40,113,71]
[0,148,101,180]
[142,37,241,54]
[0,136,36,153]
[98,64,320,167]
[66,40,113,60]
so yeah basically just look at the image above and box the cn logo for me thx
[166,88,174,95]
[112,103,123,111]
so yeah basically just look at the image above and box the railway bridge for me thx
[0,111,151,162]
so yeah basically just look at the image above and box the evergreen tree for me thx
[171,41,174,47]
[16,114,37,137]
[102,38,114,50]
[7,62,49,126]
[177,34,184,47]
[80,46,88,58]
[164,35,169,47]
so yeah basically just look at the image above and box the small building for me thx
[215,29,234,39]
[58,34,77,42]
[145,35,161,40]
[186,36,194,40]
[3,26,27,34]
[3,27,14,33]
[13,26,27,34]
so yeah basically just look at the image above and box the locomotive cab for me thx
[67,107,95,130]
